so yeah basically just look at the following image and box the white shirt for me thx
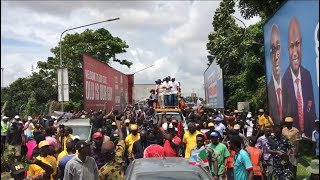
[272,74,282,107]
[290,68,304,109]
[162,81,172,95]
[171,81,179,94]
[214,123,225,137]
[245,119,254,137]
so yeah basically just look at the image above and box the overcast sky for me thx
[1,1,259,98]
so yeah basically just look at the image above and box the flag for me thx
[189,148,209,167]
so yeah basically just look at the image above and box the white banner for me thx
[58,68,69,102]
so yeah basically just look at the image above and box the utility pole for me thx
[1,67,3,88]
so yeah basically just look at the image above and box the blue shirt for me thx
[234,149,253,180]
[59,154,75,180]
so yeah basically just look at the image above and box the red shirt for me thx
[143,144,164,158]
[163,136,181,157]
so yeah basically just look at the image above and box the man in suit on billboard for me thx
[282,17,317,137]
[268,24,293,126]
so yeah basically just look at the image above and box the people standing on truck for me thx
[155,79,165,108]
[170,77,180,107]
[162,77,172,107]
[148,89,157,108]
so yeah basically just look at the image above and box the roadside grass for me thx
[296,139,315,180]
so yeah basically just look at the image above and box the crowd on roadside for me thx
[1,104,319,180]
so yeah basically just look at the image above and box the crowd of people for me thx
[1,104,319,180]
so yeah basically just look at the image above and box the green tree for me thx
[37,28,132,109]
[1,72,57,117]
[206,0,267,111]
[238,0,286,19]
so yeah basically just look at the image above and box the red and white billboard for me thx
[83,54,134,111]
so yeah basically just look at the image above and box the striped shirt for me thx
[255,135,271,161]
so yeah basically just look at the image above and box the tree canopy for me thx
[2,28,131,117]
[206,0,284,111]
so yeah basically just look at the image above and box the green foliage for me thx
[37,28,132,107]
[2,28,131,116]
[207,0,267,111]
[238,0,286,20]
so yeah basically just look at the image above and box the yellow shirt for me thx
[125,133,140,158]
[183,130,202,159]
[258,115,273,127]
[59,134,73,152]
[28,164,46,179]
[37,155,57,180]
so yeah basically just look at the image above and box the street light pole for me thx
[133,65,154,75]
[1,67,3,88]
[59,18,120,112]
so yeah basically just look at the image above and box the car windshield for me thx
[136,171,207,180]
[155,113,182,123]
[68,125,91,141]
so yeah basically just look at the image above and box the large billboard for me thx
[83,54,134,111]
[204,60,224,109]
[264,0,319,138]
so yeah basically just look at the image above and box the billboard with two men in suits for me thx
[264,0,319,138]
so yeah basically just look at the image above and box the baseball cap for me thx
[315,119,319,123]
[215,117,223,121]
[208,122,214,127]
[112,122,116,126]
[28,116,33,121]
[93,132,103,139]
[14,115,20,119]
[284,117,294,123]
[234,124,241,130]
[45,136,58,149]
[259,109,264,113]
[234,110,239,113]
[76,140,92,150]
[72,135,80,140]
[38,140,50,148]
[130,124,138,131]
[307,159,319,174]
[10,162,27,175]
[125,119,130,123]
[2,116,9,120]
[210,131,220,138]
[172,119,178,124]
[247,114,252,118]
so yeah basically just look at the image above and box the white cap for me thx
[72,135,80,140]
[28,116,33,121]
[168,123,174,129]
[247,114,252,118]
[14,115,20,119]
[80,115,86,119]
[315,119,319,122]
[2,116,9,120]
